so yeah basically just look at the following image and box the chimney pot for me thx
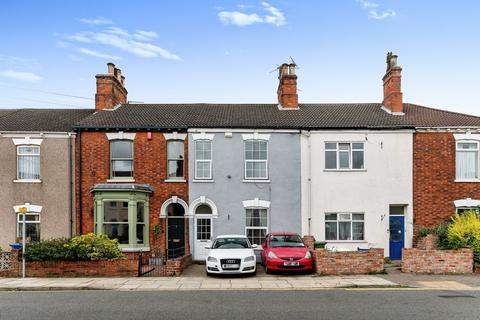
[107,62,115,74]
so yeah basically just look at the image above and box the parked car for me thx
[205,235,257,276]
[261,232,313,273]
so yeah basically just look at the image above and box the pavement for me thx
[1,263,479,291]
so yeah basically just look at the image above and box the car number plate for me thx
[283,261,299,267]
[222,264,240,269]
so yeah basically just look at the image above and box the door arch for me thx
[189,197,218,261]
[161,197,188,259]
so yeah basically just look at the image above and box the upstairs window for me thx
[244,140,268,179]
[110,140,133,178]
[195,140,212,180]
[17,146,40,180]
[456,141,479,180]
[325,142,364,170]
[167,140,184,179]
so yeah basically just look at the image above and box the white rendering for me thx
[206,235,257,275]
[301,130,414,257]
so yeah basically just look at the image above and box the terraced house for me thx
[0,108,93,250]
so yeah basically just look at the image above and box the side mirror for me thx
[204,246,211,249]
[251,244,258,249]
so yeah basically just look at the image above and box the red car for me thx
[261,232,313,273]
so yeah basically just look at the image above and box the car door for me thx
[260,234,269,264]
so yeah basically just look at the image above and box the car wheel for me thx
[206,270,212,277]
[251,269,257,276]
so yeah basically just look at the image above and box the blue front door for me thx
[389,216,404,260]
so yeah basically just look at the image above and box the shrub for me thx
[447,211,480,264]
[417,223,450,249]
[24,238,72,262]
[66,234,124,261]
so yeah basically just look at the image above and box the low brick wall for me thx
[25,259,138,277]
[314,248,384,275]
[302,236,315,251]
[416,235,438,250]
[166,254,192,276]
[402,248,473,274]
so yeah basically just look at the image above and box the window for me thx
[246,208,268,245]
[17,213,40,242]
[103,201,129,244]
[325,213,364,241]
[17,146,40,180]
[457,207,480,215]
[110,140,133,178]
[325,142,364,170]
[195,140,212,179]
[167,140,184,179]
[244,140,268,179]
[456,141,479,180]
[196,204,212,241]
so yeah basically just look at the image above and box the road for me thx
[0,289,478,320]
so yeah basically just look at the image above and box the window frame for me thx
[194,140,212,180]
[324,212,365,242]
[109,140,134,179]
[324,142,365,171]
[455,140,479,181]
[16,145,41,181]
[166,140,185,180]
[245,208,269,245]
[16,212,41,242]
[244,139,269,180]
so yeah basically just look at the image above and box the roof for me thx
[74,103,480,130]
[0,109,95,132]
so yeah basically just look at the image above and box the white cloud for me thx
[78,48,120,60]
[357,0,379,9]
[0,70,43,82]
[369,9,396,20]
[79,17,114,25]
[218,2,286,27]
[65,27,181,60]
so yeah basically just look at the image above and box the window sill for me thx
[323,169,367,172]
[121,247,151,252]
[455,179,480,183]
[106,179,135,183]
[13,179,42,183]
[165,179,187,183]
[243,179,270,183]
[193,179,214,183]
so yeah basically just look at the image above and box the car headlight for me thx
[207,256,217,263]
[304,251,312,259]
[267,251,278,259]
[244,256,255,262]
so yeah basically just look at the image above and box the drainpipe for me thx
[77,130,83,235]
[303,130,312,235]
[68,132,73,238]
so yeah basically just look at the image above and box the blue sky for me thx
[0,1,479,115]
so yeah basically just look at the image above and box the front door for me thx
[194,217,212,261]
[167,217,185,259]
[389,215,405,260]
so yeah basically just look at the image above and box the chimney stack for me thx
[382,52,403,114]
[95,63,128,111]
[277,63,298,109]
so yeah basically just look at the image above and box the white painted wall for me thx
[301,130,413,257]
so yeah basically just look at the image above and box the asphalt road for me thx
[0,289,478,320]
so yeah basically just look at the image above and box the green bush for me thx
[417,223,450,249]
[447,211,480,264]
[66,234,124,261]
[24,238,72,262]
[24,234,124,262]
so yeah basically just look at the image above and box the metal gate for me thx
[138,252,166,277]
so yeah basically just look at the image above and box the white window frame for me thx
[194,140,212,180]
[166,140,185,180]
[245,208,269,246]
[109,140,134,179]
[16,212,41,241]
[325,212,365,241]
[455,140,479,181]
[16,145,41,181]
[244,139,269,180]
[325,142,365,171]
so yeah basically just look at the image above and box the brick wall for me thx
[76,131,189,257]
[416,235,438,250]
[314,249,384,275]
[165,254,192,276]
[302,235,315,251]
[413,132,480,227]
[25,259,137,277]
[402,248,473,274]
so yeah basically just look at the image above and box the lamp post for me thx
[19,206,27,278]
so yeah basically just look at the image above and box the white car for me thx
[205,235,257,275]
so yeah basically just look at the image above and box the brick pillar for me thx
[303,235,315,251]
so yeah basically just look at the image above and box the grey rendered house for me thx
[0,108,93,250]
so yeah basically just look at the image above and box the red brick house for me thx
[75,63,189,260]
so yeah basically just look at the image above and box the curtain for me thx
[18,155,40,179]
[457,151,478,179]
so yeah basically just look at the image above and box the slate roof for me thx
[0,108,95,132]
[74,103,480,130]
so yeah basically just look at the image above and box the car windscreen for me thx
[212,238,251,249]
[269,235,305,248]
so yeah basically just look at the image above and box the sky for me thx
[0,1,479,115]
